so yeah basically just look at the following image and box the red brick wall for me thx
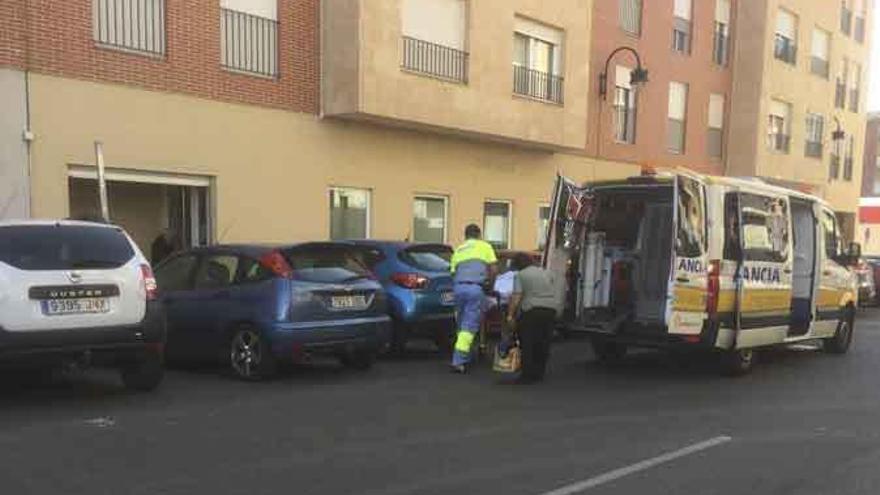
[0,0,319,114]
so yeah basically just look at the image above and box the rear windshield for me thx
[399,245,452,272]
[0,224,135,270]
[282,246,372,283]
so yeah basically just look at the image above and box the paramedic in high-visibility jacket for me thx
[449,224,498,374]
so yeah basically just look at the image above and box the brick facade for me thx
[0,0,319,113]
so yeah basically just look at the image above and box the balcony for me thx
[805,141,823,158]
[768,133,791,153]
[221,8,278,77]
[713,31,729,66]
[401,36,468,83]
[810,56,829,79]
[773,35,796,65]
[513,65,564,105]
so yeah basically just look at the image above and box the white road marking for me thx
[539,435,732,495]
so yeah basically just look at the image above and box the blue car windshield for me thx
[282,246,371,283]
[399,245,452,272]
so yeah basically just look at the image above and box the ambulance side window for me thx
[740,193,789,263]
[723,193,741,260]
[676,177,706,258]
[822,210,841,260]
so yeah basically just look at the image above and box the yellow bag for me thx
[493,345,521,373]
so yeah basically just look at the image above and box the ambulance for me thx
[544,170,860,375]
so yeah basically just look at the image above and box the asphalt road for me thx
[3,310,880,495]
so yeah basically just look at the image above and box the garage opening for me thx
[68,170,212,264]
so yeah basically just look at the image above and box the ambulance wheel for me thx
[823,309,855,355]
[591,339,627,363]
[719,348,755,376]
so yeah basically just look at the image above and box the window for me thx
[844,135,855,181]
[713,0,731,66]
[194,255,239,289]
[154,254,198,292]
[740,194,789,263]
[619,0,642,35]
[613,65,637,144]
[484,201,511,250]
[774,10,798,65]
[822,210,841,259]
[281,245,372,284]
[513,17,564,104]
[836,59,849,109]
[93,0,166,55]
[841,0,853,35]
[0,225,134,271]
[805,113,825,158]
[708,94,725,159]
[850,63,861,112]
[723,194,741,261]
[537,205,551,250]
[220,0,278,77]
[399,245,452,272]
[854,0,866,42]
[767,100,792,153]
[810,29,830,78]
[401,0,468,82]
[676,176,706,258]
[238,257,274,284]
[329,187,370,240]
[412,196,447,243]
[672,0,693,54]
[667,82,688,153]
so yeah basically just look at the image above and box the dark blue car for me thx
[340,241,455,353]
[154,243,391,379]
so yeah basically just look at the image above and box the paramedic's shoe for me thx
[449,364,468,374]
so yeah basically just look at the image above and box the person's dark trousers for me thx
[517,307,556,382]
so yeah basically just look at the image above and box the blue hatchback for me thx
[154,243,391,379]
[339,241,455,353]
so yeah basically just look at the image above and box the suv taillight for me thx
[706,260,721,318]
[140,264,158,301]
[391,272,429,290]
[260,250,294,278]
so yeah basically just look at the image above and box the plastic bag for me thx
[493,344,521,373]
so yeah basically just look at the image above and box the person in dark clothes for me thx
[150,229,176,265]
[506,253,558,384]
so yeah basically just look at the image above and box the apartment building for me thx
[859,113,880,254]
[0,0,622,256]
[727,0,871,237]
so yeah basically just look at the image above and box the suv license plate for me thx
[330,295,368,310]
[42,298,110,316]
[441,292,454,305]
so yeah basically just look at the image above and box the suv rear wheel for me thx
[120,347,165,391]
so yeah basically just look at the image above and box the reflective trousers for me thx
[452,282,485,367]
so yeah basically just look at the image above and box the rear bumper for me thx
[392,293,455,324]
[268,315,392,356]
[0,301,166,363]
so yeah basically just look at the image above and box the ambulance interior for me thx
[570,183,675,333]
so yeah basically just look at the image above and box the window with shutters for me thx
[613,66,637,144]
[774,9,798,65]
[854,0,866,42]
[401,0,469,82]
[836,58,849,109]
[667,82,688,153]
[619,0,642,35]
[850,63,861,112]
[810,28,830,79]
[805,113,824,158]
[767,100,792,153]
[220,0,278,77]
[844,136,855,181]
[713,0,731,66]
[93,0,166,55]
[708,94,725,159]
[512,17,565,104]
[672,0,692,54]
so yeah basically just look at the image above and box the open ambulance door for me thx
[666,174,710,337]
[543,175,593,319]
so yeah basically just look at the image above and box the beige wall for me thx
[729,0,870,213]
[29,74,635,250]
[323,0,591,151]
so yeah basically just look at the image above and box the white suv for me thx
[0,220,165,391]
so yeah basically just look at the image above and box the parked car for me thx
[154,242,391,379]
[340,241,455,354]
[864,256,880,304]
[0,220,165,391]
[856,258,877,307]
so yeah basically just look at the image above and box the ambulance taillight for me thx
[706,260,721,318]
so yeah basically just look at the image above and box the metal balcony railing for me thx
[401,36,469,83]
[513,65,564,104]
[713,31,729,66]
[94,0,166,55]
[221,8,278,77]
[768,133,791,153]
[805,141,823,158]
[774,35,797,65]
[810,57,829,78]
[613,105,637,144]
